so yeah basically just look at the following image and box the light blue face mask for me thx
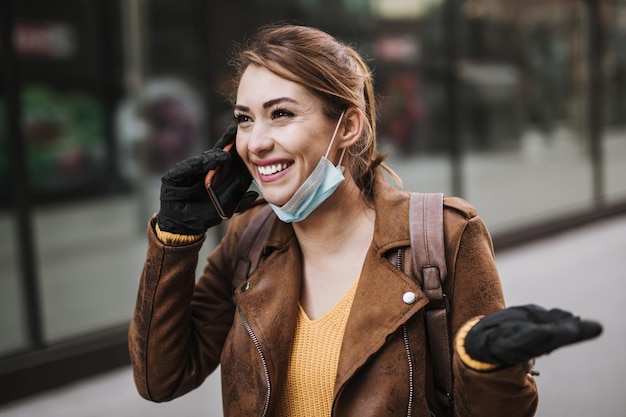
[267,112,347,223]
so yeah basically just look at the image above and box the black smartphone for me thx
[204,137,253,220]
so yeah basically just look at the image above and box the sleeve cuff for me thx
[155,223,204,246]
[455,316,501,372]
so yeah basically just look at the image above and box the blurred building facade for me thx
[1,0,625,404]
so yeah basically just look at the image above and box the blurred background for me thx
[0,0,625,415]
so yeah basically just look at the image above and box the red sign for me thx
[1,21,77,59]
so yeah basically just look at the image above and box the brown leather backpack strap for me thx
[232,204,275,290]
[409,192,454,413]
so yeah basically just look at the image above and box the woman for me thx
[129,24,601,416]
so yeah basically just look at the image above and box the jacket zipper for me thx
[397,249,415,417]
[237,305,271,417]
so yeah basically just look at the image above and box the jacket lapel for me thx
[335,177,430,392]
[334,244,429,391]
[233,222,301,384]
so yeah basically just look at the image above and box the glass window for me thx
[371,2,455,196]
[458,0,594,233]
[4,0,141,347]
[604,0,626,203]
[35,195,147,342]
[0,213,29,356]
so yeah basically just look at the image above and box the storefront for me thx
[1,0,625,404]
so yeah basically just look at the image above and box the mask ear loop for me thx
[324,111,347,166]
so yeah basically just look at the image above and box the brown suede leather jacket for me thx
[129,174,538,417]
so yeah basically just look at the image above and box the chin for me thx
[259,190,289,207]
[258,184,298,207]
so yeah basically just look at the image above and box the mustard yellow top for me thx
[276,281,358,417]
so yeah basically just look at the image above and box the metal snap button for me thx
[403,291,417,305]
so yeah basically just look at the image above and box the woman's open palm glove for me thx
[157,126,257,235]
[464,304,603,367]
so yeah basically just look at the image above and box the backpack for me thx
[232,192,453,416]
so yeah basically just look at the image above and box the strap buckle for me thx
[422,264,449,313]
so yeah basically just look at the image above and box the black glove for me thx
[465,304,603,367]
[157,126,257,235]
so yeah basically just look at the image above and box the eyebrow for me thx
[234,97,298,112]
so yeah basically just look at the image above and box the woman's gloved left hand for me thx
[463,304,603,367]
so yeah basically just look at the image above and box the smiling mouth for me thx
[257,162,292,176]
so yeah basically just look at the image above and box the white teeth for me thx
[258,163,289,176]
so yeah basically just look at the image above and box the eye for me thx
[271,108,294,120]
[233,112,252,125]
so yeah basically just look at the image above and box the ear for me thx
[338,107,364,149]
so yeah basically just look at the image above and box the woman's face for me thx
[235,64,341,207]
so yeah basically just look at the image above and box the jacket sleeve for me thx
[128,213,251,402]
[444,203,538,417]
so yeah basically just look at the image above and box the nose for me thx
[246,123,273,155]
